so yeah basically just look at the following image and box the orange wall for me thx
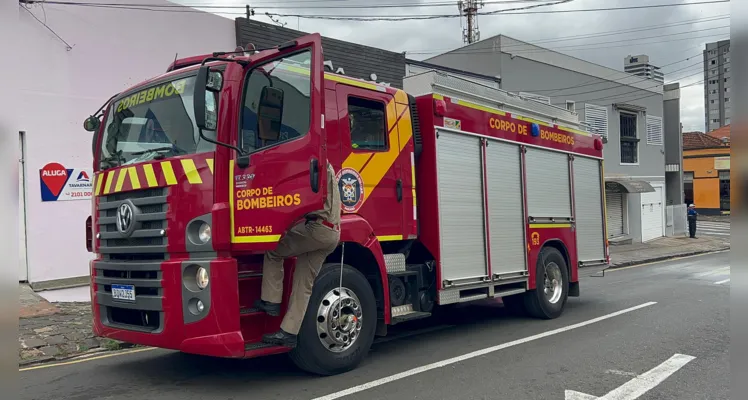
[683,147,729,210]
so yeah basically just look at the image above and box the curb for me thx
[18,342,142,368]
[605,247,730,269]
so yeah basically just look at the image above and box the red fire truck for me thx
[84,33,608,375]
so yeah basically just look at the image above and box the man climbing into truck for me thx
[254,161,342,348]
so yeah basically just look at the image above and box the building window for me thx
[725,78,728,82]
[725,98,730,103]
[711,69,718,75]
[683,172,694,205]
[726,87,730,93]
[711,89,718,94]
[348,96,387,151]
[711,60,716,65]
[646,115,663,146]
[719,170,730,211]
[726,118,731,124]
[710,100,715,104]
[619,112,638,164]
[584,103,608,138]
[712,119,720,123]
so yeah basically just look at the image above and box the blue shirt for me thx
[688,208,697,216]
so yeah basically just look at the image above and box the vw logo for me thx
[116,202,135,235]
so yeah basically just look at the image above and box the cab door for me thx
[335,84,403,240]
[231,34,326,250]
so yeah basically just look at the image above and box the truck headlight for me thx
[198,223,211,243]
[196,267,209,289]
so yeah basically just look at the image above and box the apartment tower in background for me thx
[703,39,731,132]
[624,54,664,83]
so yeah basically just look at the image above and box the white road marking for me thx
[566,390,598,400]
[605,369,638,377]
[565,353,696,400]
[694,266,730,278]
[714,278,730,285]
[311,302,657,400]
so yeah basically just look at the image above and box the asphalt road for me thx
[20,251,730,400]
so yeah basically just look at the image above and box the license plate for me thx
[111,284,136,302]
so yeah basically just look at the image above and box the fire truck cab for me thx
[84,33,607,375]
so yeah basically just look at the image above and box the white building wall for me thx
[9,1,235,286]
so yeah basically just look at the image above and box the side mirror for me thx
[83,115,100,132]
[257,86,284,141]
[194,66,223,131]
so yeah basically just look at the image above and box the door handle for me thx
[396,179,403,202]
[310,159,319,193]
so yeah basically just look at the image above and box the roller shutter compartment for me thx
[606,191,624,237]
[572,157,605,263]
[525,148,572,219]
[435,130,488,281]
[485,140,527,275]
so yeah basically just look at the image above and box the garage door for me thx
[606,191,624,237]
[641,186,664,242]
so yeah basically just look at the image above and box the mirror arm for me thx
[197,128,245,157]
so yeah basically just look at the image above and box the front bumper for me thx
[91,257,245,358]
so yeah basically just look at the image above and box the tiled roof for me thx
[683,131,728,150]
[708,124,731,140]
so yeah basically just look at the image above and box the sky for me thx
[180,0,731,132]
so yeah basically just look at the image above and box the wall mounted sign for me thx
[39,162,93,201]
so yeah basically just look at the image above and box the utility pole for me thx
[458,0,484,44]
[246,5,255,20]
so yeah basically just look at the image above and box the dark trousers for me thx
[688,216,697,238]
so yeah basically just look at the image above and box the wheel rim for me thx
[316,287,364,353]
[543,262,563,304]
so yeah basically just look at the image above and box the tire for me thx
[290,262,377,376]
[524,247,569,320]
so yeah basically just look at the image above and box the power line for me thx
[38,0,570,10]
[19,3,73,50]
[406,15,729,55]
[537,41,728,95]
[407,25,729,56]
[36,0,731,21]
[510,43,730,98]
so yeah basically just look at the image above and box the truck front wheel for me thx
[290,262,377,376]
[524,247,569,319]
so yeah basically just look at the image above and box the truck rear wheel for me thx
[290,262,377,376]
[524,247,569,319]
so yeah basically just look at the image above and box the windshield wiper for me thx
[131,146,185,156]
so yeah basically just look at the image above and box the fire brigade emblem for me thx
[336,168,365,213]
[531,232,540,246]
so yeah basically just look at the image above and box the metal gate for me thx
[606,191,624,237]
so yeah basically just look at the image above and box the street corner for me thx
[18,302,139,367]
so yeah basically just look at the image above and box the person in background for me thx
[687,204,698,238]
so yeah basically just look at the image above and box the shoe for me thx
[253,299,281,316]
[262,329,297,348]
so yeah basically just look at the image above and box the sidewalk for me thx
[18,285,136,367]
[608,235,730,268]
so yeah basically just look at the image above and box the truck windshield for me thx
[99,75,216,168]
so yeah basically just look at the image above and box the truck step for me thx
[245,342,275,351]
[391,311,432,325]
[388,270,418,278]
[239,307,260,315]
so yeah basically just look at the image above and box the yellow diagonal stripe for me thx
[181,159,202,184]
[394,90,408,104]
[342,152,373,172]
[94,173,104,196]
[103,170,115,194]
[114,168,128,192]
[142,164,158,187]
[161,161,177,185]
[206,158,214,175]
[128,167,141,190]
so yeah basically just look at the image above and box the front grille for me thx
[94,260,164,333]
[98,187,168,256]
